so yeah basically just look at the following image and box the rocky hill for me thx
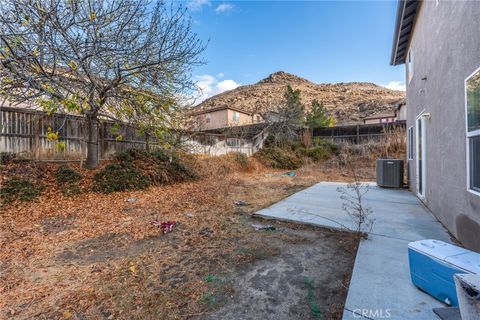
[195,71,405,125]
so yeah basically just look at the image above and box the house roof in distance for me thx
[363,112,396,120]
[391,0,421,65]
[191,105,253,116]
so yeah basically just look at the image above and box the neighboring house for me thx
[396,103,407,122]
[362,103,406,125]
[192,106,259,130]
[391,0,480,251]
[362,112,397,125]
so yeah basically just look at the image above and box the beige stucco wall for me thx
[194,109,228,130]
[226,109,253,127]
[195,109,254,130]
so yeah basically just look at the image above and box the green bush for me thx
[56,165,82,184]
[1,177,44,204]
[151,148,172,162]
[305,147,330,161]
[263,134,304,150]
[115,148,173,163]
[255,147,304,169]
[114,149,148,162]
[93,162,150,193]
[305,139,339,162]
[55,165,82,196]
[96,148,195,193]
[232,152,249,169]
[313,138,339,154]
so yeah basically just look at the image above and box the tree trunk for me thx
[85,115,99,168]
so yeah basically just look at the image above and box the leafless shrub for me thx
[336,159,375,237]
[381,126,406,157]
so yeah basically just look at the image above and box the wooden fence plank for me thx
[1,106,259,159]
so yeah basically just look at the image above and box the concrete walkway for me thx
[255,181,452,320]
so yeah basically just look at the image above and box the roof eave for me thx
[390,0,420,66]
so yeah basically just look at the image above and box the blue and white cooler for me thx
[408,239,480,306]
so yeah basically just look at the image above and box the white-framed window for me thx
[408,126,414,160]
[466,66,480,194]
[227,138,243,147]
[416,112,427,199]
[232,111,240,122]
[407,48,414,83]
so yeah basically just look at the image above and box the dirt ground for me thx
[1,160,363,320]
[200,221,358,320]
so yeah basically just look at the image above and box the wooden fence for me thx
[0,107,261,160]
[312,122,406,144]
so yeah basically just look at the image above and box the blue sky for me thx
[186,0,405,101]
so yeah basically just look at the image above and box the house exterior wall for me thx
[364,117,396,125]
[405,0,480,251]
[226,109,253,127]
[194,109,254,130]
[397,104,407,121]
[194,109,228,130]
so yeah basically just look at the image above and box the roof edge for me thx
[390,0,407,65]
[390,0,420,66]
[191,105,253,116]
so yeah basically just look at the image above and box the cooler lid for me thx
[408,240,469,260]
[445,252,480,274]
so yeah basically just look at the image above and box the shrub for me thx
[99,148,195,193]
[56,165,82,184]
[0,153,15,165]
[115,148,174,163]
[55,165,83,196]
[306,140,338,162]
[114,149,148,162]
[1,177,44,204]
[151,148,171,162]
[313,138,339,154]
[306,146,331,161]
[93,163,150,193]
[232,152,249,168]
[255,147,304,169]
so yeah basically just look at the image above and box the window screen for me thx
[466,68,480,193]
[470,136,480,192]
[466,69,480,132]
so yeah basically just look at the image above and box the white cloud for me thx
[381,81,406,91]
[215,3,234,14]
[194,74,240,104]
[217,79,238,92]
[187,0,210,11]
[217,72,224,78]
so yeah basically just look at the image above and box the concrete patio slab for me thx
[254,181,453,320]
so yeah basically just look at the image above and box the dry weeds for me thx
[0,154,375,319]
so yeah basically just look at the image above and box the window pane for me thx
[417,118,423,195]
[470,135,480,192]
[466,69,480,132]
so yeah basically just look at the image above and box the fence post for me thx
[356,125,360,145]
[98,121,104,160]
[34,115,42,159]
[145,133,150,151]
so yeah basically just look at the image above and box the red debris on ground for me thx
[152,220,177,234]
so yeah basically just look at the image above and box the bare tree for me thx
[0,0,206,167]
[337,159,375,237]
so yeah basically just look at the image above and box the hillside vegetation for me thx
[195,71,405,125]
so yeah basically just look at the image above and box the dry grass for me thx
[0,148,391,319]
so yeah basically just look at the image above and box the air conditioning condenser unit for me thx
[376,159,404,188]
